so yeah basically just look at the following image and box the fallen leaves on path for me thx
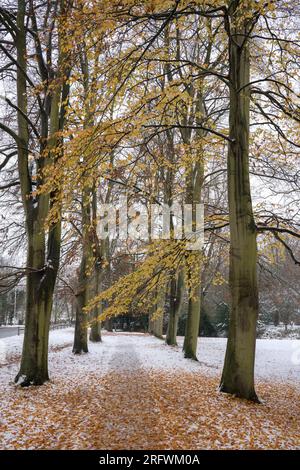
[0,369,299,449]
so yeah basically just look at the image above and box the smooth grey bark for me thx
[220,4,259,401]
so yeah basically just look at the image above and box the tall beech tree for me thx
[72,44,94,354]
[0,0,70,384]
[71,36,112,351]
[219,2,259,401]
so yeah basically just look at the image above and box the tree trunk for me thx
[89,306,102,341]
[17,271,49,385]
[73,233,89,353]
[89,264,102,342]
[149,314,164,338]
[105,317,113,332]
[183,263,201,360]
[89,189,108,342]
[15,0,64,385]
[89,312,102,342]
[17,229,61,385]
[149,287,165,338]
[73,288,88,354]
[73,188,92,354]
[220,6,259,401]
[166,271,184,345]
[182,153,203,359]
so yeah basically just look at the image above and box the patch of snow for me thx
[0,327,74,368]
[0,331,299,385]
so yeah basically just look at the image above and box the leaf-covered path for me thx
[0,333,299,449]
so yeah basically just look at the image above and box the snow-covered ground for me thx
[0,330,299,450]
[0,329,299,385]
[188,336,299,384]
[0,327,74,366]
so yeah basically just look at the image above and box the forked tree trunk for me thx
[166,271,184,346]
[16,219,61,385]
[18,270,50,385]
[15,0,64,385]
[220,6,259,401]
